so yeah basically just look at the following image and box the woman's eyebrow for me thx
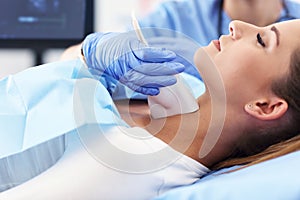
[271,26,280,46]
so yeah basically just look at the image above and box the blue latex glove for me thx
[82,32,185,96]
[147,36,202,81]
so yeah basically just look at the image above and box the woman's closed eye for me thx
[257,33,266,47]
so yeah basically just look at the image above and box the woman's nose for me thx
[229,20,243,40]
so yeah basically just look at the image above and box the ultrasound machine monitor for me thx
[0,0,94,49]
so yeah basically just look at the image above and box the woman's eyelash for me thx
[257,33,266,47]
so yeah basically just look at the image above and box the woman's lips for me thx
[212,40,221,51]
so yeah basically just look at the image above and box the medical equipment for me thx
[0,0,94,65]
[132,12,148,46]
[131,13,199,119]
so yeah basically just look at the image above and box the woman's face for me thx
[195,19,300,107]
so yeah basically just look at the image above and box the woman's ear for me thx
[244,97,288,121]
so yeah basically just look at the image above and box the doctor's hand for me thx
[81,32,185,96]
[147,36,202,80]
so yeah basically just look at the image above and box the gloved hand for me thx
[147,35,202,80]
[82,32,185,96]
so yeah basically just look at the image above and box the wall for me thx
[0,0,162,78]
[98,0,162,32]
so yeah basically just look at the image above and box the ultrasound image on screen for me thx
[0,0,86,39]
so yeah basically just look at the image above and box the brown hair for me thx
[212,47,300,171]
[212,134,300,170]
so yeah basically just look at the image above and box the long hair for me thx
[212,134,300,170]
[211,47,300,171]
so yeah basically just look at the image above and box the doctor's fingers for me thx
[133,62,185,76]
[133,46,177,63]
[123,82,160,96]
[120,72,177,88]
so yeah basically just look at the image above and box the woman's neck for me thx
[223,0,283,27]
[115,100,208,162]
[146,109,207,162]
[115,98,231,168]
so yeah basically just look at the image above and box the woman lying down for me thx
[1,19,300,200]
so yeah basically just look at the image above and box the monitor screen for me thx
[0,0,94,49]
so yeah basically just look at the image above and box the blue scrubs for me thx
[138,0,300,46]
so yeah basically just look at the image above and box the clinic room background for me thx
[0,0,162,78]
